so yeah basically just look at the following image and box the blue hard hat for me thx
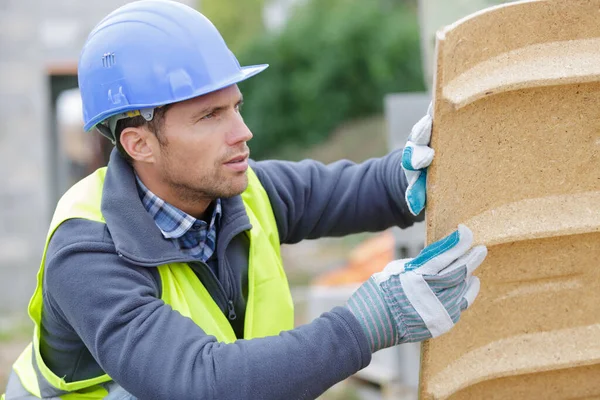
[78,0,267,139]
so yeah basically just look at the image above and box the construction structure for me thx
[311,1,599,399]
[420,0,600,398]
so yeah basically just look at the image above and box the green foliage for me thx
[200,0,266,52]
[237,0,424,159]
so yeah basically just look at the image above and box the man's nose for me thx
[226,113,253,145]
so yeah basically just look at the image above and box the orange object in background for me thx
[313,230,395,286]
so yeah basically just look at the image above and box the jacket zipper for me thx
[118,221,251,322]
[198,260,237,321]
[227,300,236,320]
[214,226,250,321]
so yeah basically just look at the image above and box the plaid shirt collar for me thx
[134,175,221,259]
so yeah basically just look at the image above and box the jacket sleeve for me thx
[249,149,422,244]
[43,227,371,400]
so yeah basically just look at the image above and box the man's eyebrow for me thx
[190,96,244,121]
[190,105,224,121]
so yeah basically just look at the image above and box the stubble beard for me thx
[158,141,250,205]
[162,160,248,205]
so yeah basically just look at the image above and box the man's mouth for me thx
[225,153,249,164]
[223,153,250,172]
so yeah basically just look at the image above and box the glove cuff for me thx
[380,274,434,343]
[346,278,400,353]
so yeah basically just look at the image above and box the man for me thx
[2,1,486,399]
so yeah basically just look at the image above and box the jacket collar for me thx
[101,149,250,266]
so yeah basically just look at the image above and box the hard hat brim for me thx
[85,63,269,132]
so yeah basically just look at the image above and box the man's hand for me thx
[401,103,434,216]
[346,225,486,353]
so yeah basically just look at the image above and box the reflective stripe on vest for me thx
[5,167,293,399]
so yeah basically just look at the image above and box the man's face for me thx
[153,84,253,202]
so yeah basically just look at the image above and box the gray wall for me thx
[0,0,51,317]
[0,0,194,318]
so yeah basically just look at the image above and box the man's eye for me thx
[201,112,216,120]
[235,103,244,113]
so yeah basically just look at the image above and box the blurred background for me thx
[0,0,511,398]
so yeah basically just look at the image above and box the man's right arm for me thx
[43,220,371,400]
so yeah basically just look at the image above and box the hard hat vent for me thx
[101,53,116,68]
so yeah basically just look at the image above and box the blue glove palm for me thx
[402,103,434,216]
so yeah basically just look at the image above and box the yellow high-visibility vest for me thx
[4,167,293,399]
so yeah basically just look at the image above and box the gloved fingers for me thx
[399,271,455,338]
[422,244,486,294]
[405,170,427,216]
[405,224,474,275]
[402,142,435,171]
[408,109,433,145]
[435,279,466,307]
[404,168,421,187]
[424,265,466,292]
[402,102,433,216]
[459,276,481,311]
[438,245,488,278]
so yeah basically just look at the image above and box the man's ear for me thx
[120,127,157,163]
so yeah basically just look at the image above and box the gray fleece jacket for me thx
[37,148,420,400]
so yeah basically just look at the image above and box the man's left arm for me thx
[250,149,421,244]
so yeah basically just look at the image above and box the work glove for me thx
[401,103,434,216]
[346,225,486,353]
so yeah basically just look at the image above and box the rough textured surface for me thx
[420,0,600,398]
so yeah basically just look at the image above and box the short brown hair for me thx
[114,105,171,163]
